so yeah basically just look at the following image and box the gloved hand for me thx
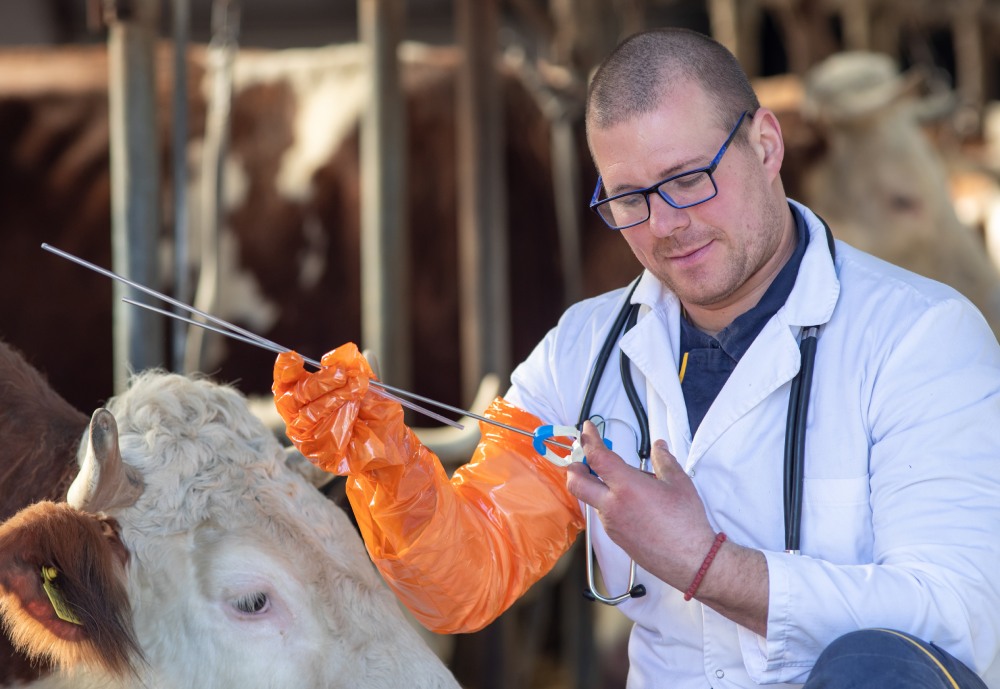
[272,344,584,633]
[273,342,407,475]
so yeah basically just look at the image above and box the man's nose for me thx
[647,192,690,237]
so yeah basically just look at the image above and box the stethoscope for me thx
[578,225,836,605]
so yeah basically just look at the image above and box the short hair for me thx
[586,28,760,143]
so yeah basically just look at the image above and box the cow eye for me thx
[233,592,269,614]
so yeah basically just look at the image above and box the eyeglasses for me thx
[590,110,751,231]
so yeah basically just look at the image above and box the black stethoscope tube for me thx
[579,278,647,604]
[619,304,652,462]
[577,279,643,428]
[784,326,818,553]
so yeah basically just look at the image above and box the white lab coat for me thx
[506,200,1000,688]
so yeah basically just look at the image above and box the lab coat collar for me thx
[782,199,840,328]
[620,275,691,456]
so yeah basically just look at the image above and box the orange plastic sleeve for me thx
[272,345,584,633]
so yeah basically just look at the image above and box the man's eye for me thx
[674,174,703,189]
[612,193,644,208]
[666,171,710,191]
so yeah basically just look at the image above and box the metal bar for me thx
[171,0,191,373]
[455,0,510,403]
[187,0,241,374]
[107,0,164,392]
[359,0,409,389]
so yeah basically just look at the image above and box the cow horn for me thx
[67,409,144,513]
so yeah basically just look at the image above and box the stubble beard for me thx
[650,200,787,309]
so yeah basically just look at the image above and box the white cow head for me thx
[0,371,458,689]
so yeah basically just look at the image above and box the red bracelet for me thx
[683,532,727,601]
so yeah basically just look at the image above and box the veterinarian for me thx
[273,28,1000,688]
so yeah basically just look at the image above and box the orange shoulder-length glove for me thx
[272,343,584,633]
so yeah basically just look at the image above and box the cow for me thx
[790,51,1000,330]
[0,338,459,688]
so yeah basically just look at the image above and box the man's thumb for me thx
[650,439,680,480]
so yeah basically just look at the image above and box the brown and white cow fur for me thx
[0,340,89,683]
[0,339,458,688]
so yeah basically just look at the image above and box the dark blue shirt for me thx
[679,205,809,434]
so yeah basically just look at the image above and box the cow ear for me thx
[67,409,144,513]
[0,501,140,677]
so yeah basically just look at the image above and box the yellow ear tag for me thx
[41,565,83,626]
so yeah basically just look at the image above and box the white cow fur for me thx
[26,371,458,689]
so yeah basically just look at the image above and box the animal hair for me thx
[0,501,141,677]
[0,339,90,683]
[0,339,88,521]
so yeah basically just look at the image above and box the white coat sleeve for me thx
[741,298,1000,684]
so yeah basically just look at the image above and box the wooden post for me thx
[840,0,872,51]
[455,0,509,404]
[107,0,164,392]
[359,0,409,389]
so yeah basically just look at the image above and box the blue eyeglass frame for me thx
[590,110,752,230]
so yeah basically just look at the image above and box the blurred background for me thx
[2,1,1000,687]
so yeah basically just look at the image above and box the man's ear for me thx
[751,108,785,181]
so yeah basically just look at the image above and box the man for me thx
[273,28,1000,688]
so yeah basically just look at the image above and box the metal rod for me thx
[171,0,191,373]
[43,243,572,450]
[121,298,461,429]
[45,243,291,364]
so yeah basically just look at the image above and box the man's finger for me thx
[650,439,682,481]
[565,461,608,507]
[578,419,633,482]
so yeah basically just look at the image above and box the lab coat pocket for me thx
[801,475,872,564]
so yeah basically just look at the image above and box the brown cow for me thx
[0,339,88,684]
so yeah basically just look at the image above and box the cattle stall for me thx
[4,1,1000,688]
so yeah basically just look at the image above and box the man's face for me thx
[589,82,789,316]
